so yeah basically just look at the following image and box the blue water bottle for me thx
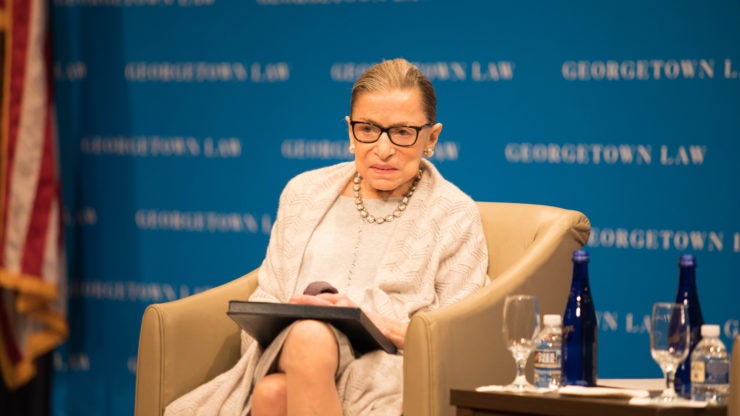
[561,250,598,386]
[674,254,704,398]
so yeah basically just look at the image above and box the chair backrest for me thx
[478,201,590,280]
[477,201,591,319]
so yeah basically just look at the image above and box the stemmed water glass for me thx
[502,294,541,392]
[650,302,690,403]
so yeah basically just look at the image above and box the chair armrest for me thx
[134,271,258,416]
[402,207,590,416]
[730,335,740,416]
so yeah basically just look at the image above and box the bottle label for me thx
[691,361,705,383]
[691,360,730,384]
[561,324,575,338]
[534,349,561,369]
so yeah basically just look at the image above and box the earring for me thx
[424,148,435,158]
[348,144,356,154]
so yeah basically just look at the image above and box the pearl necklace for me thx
[353,169,422,224]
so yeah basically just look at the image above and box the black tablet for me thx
[227,300,397,355]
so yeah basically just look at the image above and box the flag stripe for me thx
[0,0,30,267]
[5,0,42,277]
[20,14,53,278]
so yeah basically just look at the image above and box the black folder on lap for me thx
[227,301,397,355]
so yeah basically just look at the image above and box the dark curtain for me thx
[0,352,52,416]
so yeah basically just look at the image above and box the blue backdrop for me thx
[50,0,739,414]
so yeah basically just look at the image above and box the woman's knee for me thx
[251,373,287,414]
[289,319,334,340]
[281,320,338,372]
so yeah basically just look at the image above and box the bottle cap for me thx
[700,324,720,337]
[543,314,561,326]
[572,250,589,263]
[678,254,695,267]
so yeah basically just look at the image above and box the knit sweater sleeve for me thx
[432,197,489,307]
[247,182,293,303]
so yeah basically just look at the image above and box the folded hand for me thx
[288,293,358,308]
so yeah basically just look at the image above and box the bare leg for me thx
[280,320,342,416]
[251,373,287,416]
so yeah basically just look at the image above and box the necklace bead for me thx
[353,169,422,225]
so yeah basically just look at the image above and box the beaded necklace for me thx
[352,168,422,224]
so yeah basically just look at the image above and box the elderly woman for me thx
[165,58,489,416]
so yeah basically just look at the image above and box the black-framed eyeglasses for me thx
[350,120,435,147]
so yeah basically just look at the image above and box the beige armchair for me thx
[135,202,590,416]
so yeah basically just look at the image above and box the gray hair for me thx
[350,58,437,123]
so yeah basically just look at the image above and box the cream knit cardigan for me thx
[165,160,489,416]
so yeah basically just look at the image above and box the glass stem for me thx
[513,356,528,385]
[663,370,677,397]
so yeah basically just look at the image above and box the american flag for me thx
[0,0,67,390]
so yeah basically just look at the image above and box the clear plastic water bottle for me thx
[562,250,598,386]
[534,314,562,390]
[674,254,704,398]
[690,324,730,405]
